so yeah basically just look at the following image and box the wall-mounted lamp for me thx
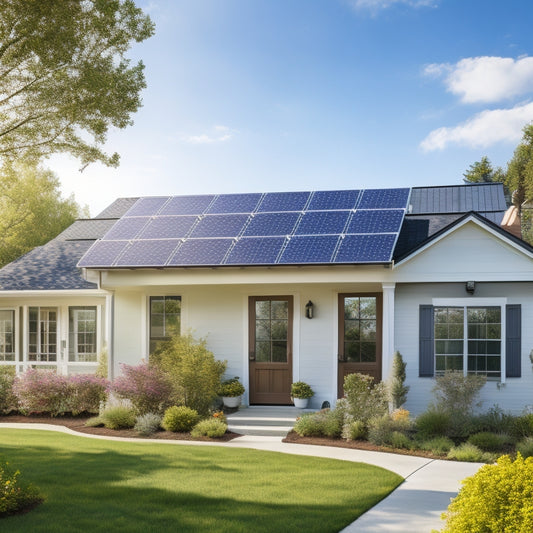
[465,281,476,295]
[305,300,314,319]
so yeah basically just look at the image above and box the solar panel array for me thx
[78,189,410,268]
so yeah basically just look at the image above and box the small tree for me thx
[151,333,227,416]
[389,351,409,410]
[342,373,388,425]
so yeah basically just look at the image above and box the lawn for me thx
[0,429,402,532]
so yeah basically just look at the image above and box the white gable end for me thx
[393,219,533,282]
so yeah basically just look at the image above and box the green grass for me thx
[0,429,402,532]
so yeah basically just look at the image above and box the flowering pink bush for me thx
[113,362,173,414]
[13,369,108,416]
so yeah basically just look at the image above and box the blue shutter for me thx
[506,304,521,378]
[419,305,434,377]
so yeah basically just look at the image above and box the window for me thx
[0,310,15,362]
[252,298,290,363]
[29,307,57,362]
[342,296,378,363]
[69,307,97,362]
[149,296,181,353]
[434,306,501,378]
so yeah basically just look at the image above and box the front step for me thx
[226,406,313,437]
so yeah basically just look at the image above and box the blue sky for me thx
[50,0,533,215]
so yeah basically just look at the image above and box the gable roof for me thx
[78,188,411,268]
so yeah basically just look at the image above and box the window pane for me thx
[361,342,376,362]
[255,301,270,319]
[359,298,376,319]
[271,300,288,319]
[255,341,270,362]
[345,321,360,340]
[256,320,271,340]
[345,342,360,362]
[344,298,360,320]
[272,341,287,362]
[150,296,182,353]
[271,320,287,340]
[360,320,376,341]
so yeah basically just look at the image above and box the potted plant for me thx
[219,377,245,408]
[291,381,314,408]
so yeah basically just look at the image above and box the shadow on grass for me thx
[0,429,402,533]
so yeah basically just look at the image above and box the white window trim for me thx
[0,308,18,366]
[146,294,183,358]
[432,297,507,382]
[67,306,99,366]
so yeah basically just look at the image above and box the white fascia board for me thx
[0,289,109,298]
[394,215,533,268]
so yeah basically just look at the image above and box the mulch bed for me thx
[0,414,240,443]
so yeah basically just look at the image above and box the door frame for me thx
[248,295,293,405]
[337,292,382,397]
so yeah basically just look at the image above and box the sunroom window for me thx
[149,296,181,353]
[0,310,15,362]
[69,307,97,362]
[29,307,57,362]
[435,306,501,378]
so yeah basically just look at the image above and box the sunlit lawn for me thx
[0,429,402,532]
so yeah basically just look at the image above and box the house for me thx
[1,183,532,414]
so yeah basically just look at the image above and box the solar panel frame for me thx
[358,188,410,209]
[243,212,300,237]
[225,237,286,265]
[159,195,216,216]
[334,234,397,263]
[189,214,250,238]
[295,210,350,236]
[77,240,130,267]
[102,217,151,240]
[257,191,311,212]
[126,197,170,216]
[346,209,405,234]
[307,190,361,211]
[279,235,340,264]
[206,193,263,214]
[114,240,181,267]
[167,238,234,266]
[137,216,198,239]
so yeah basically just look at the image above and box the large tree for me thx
[505,124,533,212]
[463,156,506,184]
[0,163,85,266]
[0,0,154,168]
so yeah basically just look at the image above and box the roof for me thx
[78,188,411,268]
[0,200,133,291]
[394,183,509,260]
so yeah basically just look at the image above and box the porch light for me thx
[465,281,475,294]
[305,300,314,319]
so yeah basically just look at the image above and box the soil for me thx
[0,413,239,443]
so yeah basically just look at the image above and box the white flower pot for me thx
[293,397,309,408]
[222,396,241,408]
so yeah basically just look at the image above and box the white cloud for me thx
[425,56,533,104]
[346,0,437,11]
[420,102,533,151]
[182,125,235,144]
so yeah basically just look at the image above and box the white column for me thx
[105,293,114,380]
[382,283,396,381]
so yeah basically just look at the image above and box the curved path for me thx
[0,423,483,532]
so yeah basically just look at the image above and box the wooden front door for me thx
[249,296,293,405]
[338,293,382,397]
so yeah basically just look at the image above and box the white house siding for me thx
[110,278,388,409]
[395,282,533,415]
[0,292,107,375]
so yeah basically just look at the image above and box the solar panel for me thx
[168,238,233,265]
[279,235,340,264]
[138,216,198,239]
[102,217,150,240]
[358,188,410,209]
[243,212,300,237]
[307,190,361,211]
[207,193,262,214]
[126,197,170,216]
[225,237,286,264]
[115,240,180,267]
[295,211,350,235]
[189,214,249,238]
[79,188,409,268]
[347,209,404,234]
[257,191,310,212]
[160,195,215,216]
[335,234,396,263]
[78,240,130,267]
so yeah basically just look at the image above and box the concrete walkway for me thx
[0,422,483,532]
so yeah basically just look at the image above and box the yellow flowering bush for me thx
[0,461,42,516]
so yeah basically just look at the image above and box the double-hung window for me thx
[149,296,181,353]
[0,310,15,362]
[29,307,57,362]
[69,307,97,363]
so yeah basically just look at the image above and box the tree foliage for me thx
[0,0,154,168]
[0,162,85,266]
[463,156,505,184]
[389,351,409,410]
[505,124,533,212]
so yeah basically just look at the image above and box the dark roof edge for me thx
[394,211,533,263]
[411,182,504,190]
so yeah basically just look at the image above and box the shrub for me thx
[293,409,343,438]
[389,351,409,409]
[342,373,388,425]
[134,413,162,436]
[415,409,451,438]
[440,454,533,532]
[467,432,508,452]
[151,333,227,416]
[390,431,412,449]
[218,377,245,397]
[84,416,104,427]
[211,410,227,424]
[113,362,173,415]
[67,374,108,415]
[432,371,486,415]
[0,461,42,517]
[95,344,108,379]
[191,418,228,438]
[162,406,200,432]
[470,405,515,435]
[342,420,367,441]
[290,381,314,399]
[418,436,455,455]
[0,367,18,414]
[101,405,136,429]
[447,443,487,463]
[13,369,69,416]
[367,413,412,446]
[509,413,533,441]
[516,437,533,459]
